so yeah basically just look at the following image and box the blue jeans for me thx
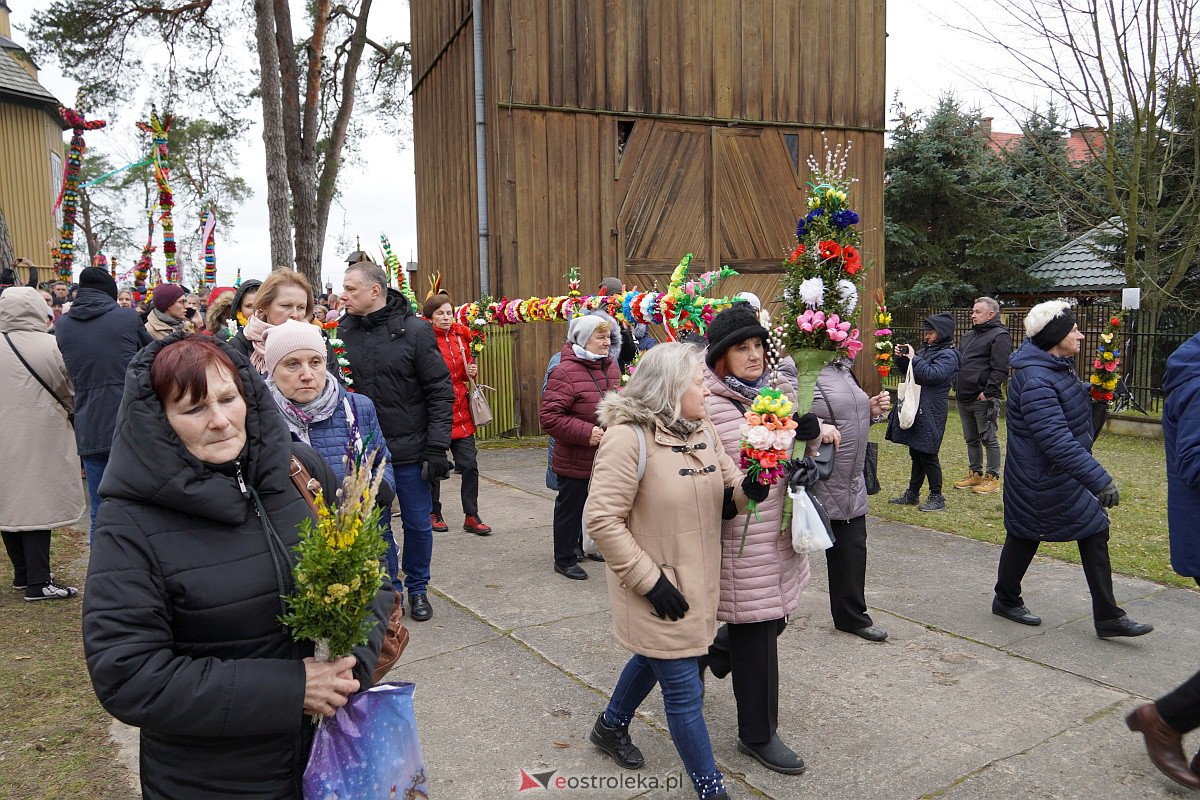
[389,463,433,598]
[604,654,724,799]
[81,455,108,541]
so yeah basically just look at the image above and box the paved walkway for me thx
[111,445,1200,798]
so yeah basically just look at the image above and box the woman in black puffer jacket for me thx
[885,312,961,511]
[83,333,392,800]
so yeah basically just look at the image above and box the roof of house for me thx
[1027,217,1126,291]
[0,41,65,126]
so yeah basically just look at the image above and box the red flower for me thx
[1110,317,1121,326]
[818,241,842,260]
[759,452,779,469]
[1105,391,1114,401]
[789,244,806,263]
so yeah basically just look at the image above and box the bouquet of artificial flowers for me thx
[737,387,799,555]
[873,290,894,378]
[1089,313,1124,404]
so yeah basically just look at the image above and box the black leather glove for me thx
[722,486,738,520]
[421,448,450,482]
[792,411,821,442]
[645,574,689,620]
[1096,480,1120,509]
[742,474,769,504]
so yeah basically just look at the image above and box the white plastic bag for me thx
[897,358,922,430]
[789,486,834,553]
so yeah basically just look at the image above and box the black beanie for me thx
[78,267,118,300]
[705,302,768,369]
[1031,308,1077,350]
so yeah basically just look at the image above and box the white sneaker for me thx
[24,582,78,601]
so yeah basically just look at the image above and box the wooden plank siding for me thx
[0,101,65,269]
[411,0,887,431]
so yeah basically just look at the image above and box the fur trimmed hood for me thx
[597,389,665,430]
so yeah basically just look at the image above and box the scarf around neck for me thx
[152,308,186,330]
[659,416,703,440]
[267,373,341,444]
[242,314,274,374]
[571,343,607,362]
[723,372,767,401]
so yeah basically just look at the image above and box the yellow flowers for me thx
[750,387,794,418]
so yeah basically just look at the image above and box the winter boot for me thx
[888,489,919,506]
[919,493,947,512]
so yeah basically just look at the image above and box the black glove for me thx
[420,448,450,482]
[792,411,821,442]
[645,574,689,620]
[1096,480,1120,509]
[742,474,769,504]
[722,486,738,520]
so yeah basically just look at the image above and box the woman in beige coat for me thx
[585,343,764,800]
[0,287,85,599]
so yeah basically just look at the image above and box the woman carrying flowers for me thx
[698,302,821,775]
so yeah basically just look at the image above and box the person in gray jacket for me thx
[809,357,892,641]
[952,297,1011,495]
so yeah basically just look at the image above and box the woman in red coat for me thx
[540,313,622,580]
[423,292,491,535]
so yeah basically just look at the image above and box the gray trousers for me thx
[959,397,1002,476]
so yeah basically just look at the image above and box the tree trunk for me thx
[274,0,321,289]
[254,0,295,270]
[315,0,372,256]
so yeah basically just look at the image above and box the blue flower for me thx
[795,218,807,239]
[832,210,860,229]
[806,209,825,222]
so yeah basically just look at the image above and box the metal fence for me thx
[886,306,1196,416]
[473,325,519,438]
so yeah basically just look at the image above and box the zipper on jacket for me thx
[234,461,250,502]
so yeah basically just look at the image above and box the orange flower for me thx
[745,412,762,426]
[759,451,778,469]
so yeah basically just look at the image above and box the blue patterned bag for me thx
[303,682,428,799]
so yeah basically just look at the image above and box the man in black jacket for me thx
[55,267,152,538]
[339,261,453,622]
[952,297,1012,495]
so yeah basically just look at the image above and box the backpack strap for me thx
[635,425,647,481]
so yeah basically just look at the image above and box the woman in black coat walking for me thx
[83,333,392,799]
[886,312,961,511]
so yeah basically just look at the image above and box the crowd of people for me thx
[0,256,1196,798]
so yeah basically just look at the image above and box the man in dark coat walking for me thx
[952,297,1011,495]
[55,267,151,538]
[339,261,453,622]
[991,300,1152,638]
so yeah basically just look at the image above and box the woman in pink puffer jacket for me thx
[700,302,820,777]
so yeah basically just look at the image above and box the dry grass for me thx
[0,528,132,798]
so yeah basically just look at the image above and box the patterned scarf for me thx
[723,372,767,402]
[266,373,341,444]
[660,416,703,440]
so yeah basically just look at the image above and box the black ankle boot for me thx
[589,714,644,769]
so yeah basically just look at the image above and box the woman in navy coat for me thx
[1127,329,1200,789]
[989,301,1151,638]
[885,312,961,511]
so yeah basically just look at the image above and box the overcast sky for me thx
[11,1,1023,290]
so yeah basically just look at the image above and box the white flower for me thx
[837,279,858,314]
[799,277,825,307]
[771,429,798,450]
[743,425,774,449]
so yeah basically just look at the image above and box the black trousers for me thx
[2,529,52,587]
[907,447,944,495]
[825,515,873,631]
[705,619,787,744]
[1156,578,1200,733]
[552,475,589,569]
[430,436,480,517]
[994,530,1123,621]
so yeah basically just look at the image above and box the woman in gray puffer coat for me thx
[885,312,961,511]
[700,303,821,776]
[811,357,892,641]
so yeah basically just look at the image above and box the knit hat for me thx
[1025,300,1077,351]
[598,277,622,296]
[207,285,235,306]
[567,314,607,348]
[78,267,118,300]
[704,302,768,369]
[152,283,185,312]
[262,319,328,376]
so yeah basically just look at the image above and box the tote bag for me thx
[897,359,921,430]
[467,379,494,427]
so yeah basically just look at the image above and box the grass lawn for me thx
[868,408,1186,589]
[0,527,131,798]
